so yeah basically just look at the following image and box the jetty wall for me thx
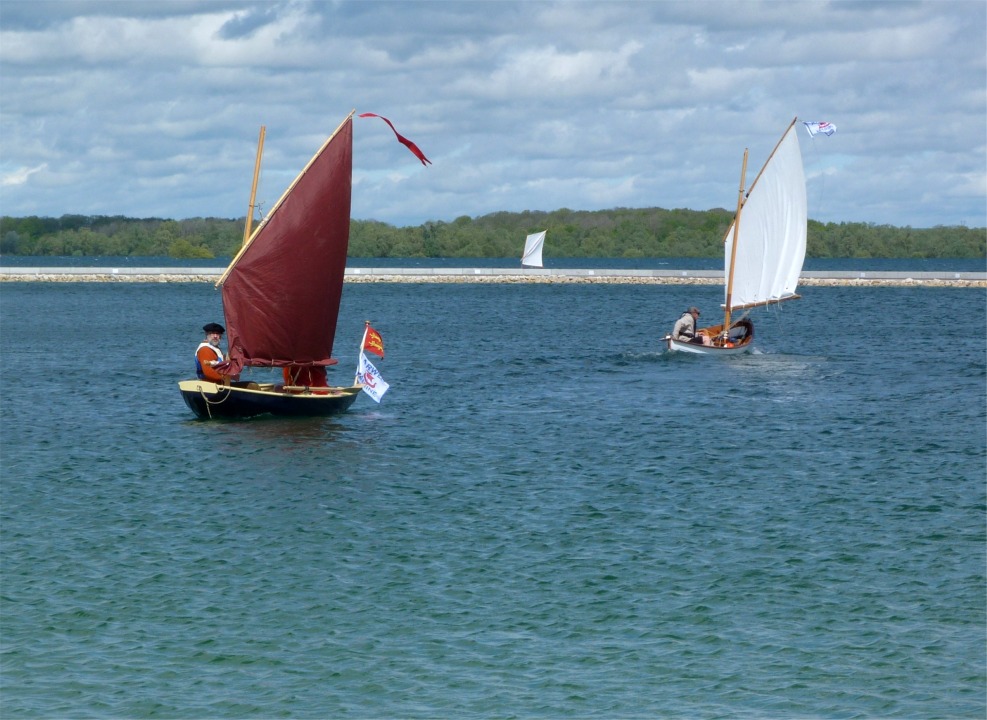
[0,267,984,288]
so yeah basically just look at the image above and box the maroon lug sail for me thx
[220,118,353,376]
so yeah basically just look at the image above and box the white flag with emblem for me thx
[803,121,836,137]
[356,352,390,403]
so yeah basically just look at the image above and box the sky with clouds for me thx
[1,0,984,229]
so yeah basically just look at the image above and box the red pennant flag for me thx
[359,112,431,166]
[363,325,385,358]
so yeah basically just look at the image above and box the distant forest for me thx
[1,209,984,259]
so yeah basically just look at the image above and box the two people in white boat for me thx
[671,306,712,346]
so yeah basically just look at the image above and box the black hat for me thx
[203,322,225,334]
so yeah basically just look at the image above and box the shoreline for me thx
[0,267,984,288]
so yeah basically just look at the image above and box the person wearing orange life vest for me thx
[195,322,233,382]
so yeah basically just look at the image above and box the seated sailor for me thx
[195,322,231,382]
[671,306,711,345]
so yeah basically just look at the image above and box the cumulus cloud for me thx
[0,0,983,228]
[1,164,48,187]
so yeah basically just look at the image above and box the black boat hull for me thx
[178,380,361,420]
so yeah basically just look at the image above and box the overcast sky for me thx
[2,0,985,229]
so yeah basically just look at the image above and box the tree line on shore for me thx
[1,209,984,259]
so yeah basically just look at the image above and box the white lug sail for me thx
[723,124,807,310]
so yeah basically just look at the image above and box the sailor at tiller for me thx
[195,322,230,382]
[671,307,710,345]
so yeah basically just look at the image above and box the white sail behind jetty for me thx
[521,231,546,268]
[723,124,806,310]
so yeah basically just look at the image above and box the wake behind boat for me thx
[179,112,363,419]
[665,117,807,355]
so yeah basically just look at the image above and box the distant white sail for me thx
[521,231,546,268]
[722,124,807,310]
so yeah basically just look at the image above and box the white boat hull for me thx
[664,318,754,356]
[665,337,751,355]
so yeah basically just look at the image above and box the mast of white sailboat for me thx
[242,125,266,246]
[722,148,748,335]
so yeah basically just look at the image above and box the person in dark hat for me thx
[195,322,231,382]
[671,306,710,345]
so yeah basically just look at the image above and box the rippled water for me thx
[2,281,985,718]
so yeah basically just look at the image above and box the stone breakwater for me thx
[342,274,987,288]
[1,268,984,288]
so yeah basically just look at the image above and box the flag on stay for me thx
[357,352,390,403]
[362,325,385,358]
[803,121,836,137]
[359,112,432,166]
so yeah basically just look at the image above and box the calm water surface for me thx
[2,281,985,718]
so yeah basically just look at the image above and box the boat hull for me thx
[665,318,754,356]
[178,380,362,419]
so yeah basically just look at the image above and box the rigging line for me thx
[806,134,830,227]
[199,386,231,407]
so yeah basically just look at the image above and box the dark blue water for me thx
[1,255,985,272]
[2,281,985,718]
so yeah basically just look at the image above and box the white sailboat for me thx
[666,117,807,355]
[521,230,546,268]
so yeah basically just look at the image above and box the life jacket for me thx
[195,342,225,379]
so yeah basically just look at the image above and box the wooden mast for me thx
[722,148,748,336]
[242,125,266,246]
[218,111,355,288]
